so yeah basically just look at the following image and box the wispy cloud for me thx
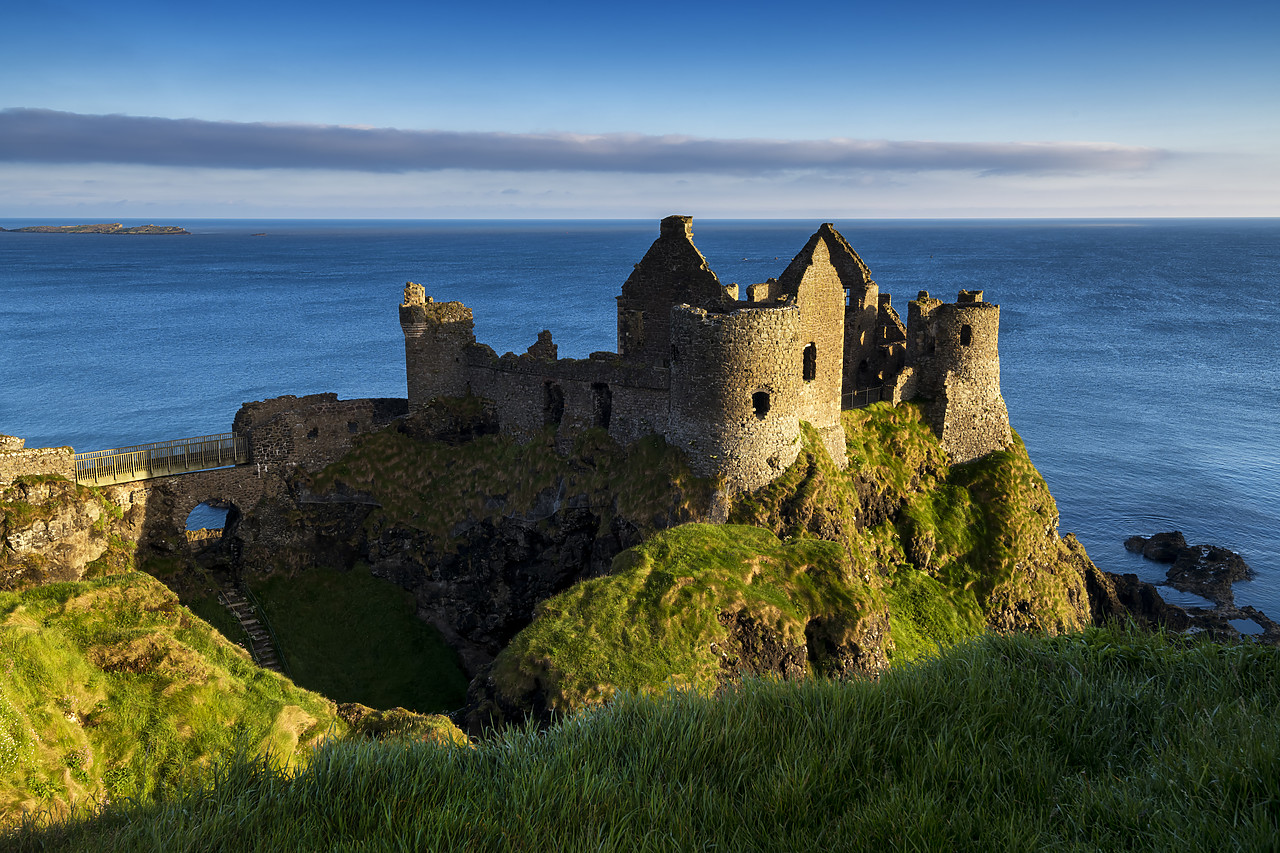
[0,109,1168,175]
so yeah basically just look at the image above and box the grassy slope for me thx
[491,524,880,713]
[9,627,1279,852]
[0,572,345,823]
[252,565,469,714]
[489,403,1088,715]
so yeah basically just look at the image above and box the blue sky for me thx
[2,0,1276,217]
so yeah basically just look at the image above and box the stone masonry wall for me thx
[773,228,849,467]
[903,291,1011,463]
[931,299,1011,463]
[233,393,407,473]
[616,215,735,366]
[0,442,76,485]
[401,283,476,409]
[464,346,670,450]
[668,304,803,494]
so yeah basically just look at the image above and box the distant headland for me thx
[0,222,189,234]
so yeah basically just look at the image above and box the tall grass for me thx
[0,573,343,821]
[9,626,1278,851]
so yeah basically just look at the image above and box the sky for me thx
[2,0,1277,218]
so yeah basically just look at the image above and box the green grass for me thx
[8,626,1279,851]
[489,523,881,717]
[252,565,469,714]
[184,594,251,650]
[0,572,344,823]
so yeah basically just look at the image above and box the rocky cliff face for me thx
[0,477,139,589]
[7,400,1205,736]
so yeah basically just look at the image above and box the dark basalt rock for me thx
[1084,561,1191,632]
[715,610,807,682]
[1165,544,1252,607]
[1124,531,1187,562]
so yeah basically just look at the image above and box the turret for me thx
[399,282,476,409]
[902,289,1011,463]
[667,303,803,494]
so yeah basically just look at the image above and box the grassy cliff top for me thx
[0,572,342,823]
[9,627,1279,852]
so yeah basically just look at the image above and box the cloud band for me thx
[0,109,1166,175]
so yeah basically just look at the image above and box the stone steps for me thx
[219,587,285,674]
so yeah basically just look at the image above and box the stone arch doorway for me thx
[181,498,244,567]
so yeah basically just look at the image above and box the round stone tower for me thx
[667,303,803,494]
[926,290,1012,463]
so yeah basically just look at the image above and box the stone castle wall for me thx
[233,393,407,472]
[401,218,1013,493]
[0,437,76,485]
[464,346,671,449]
[616,215,736,366]
[668,304,803,493]
[401,284,476,409]
[900,290,1011,463]
[774,232,849,467]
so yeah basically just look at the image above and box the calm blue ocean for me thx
[2,218,1277,616]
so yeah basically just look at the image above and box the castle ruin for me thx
[401,216,1012,494]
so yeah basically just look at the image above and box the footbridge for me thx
[75,433,249,487]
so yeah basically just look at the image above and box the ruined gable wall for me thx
[616,216,734,366]
[775,236,848,467]
[400,284,476,409]
[667,304,803,495]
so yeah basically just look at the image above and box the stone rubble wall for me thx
[0,442,76,485]
[773,231,849,467]
[401,288,476,409]
[464,345,672,449]
[232,393,407,472]
[615,215,736,365]
[905,292,1012,463]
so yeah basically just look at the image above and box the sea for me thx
[2,218,1277,619]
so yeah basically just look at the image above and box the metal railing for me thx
[843,386,887,410]
[75,433,249,486]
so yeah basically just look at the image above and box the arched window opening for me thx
[592,383,612,429]
[544,382,565,426]
[752,391,771,420]
[802,343,817,382]
[960,324,973,346]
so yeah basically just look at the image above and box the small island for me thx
[0,222,189,234]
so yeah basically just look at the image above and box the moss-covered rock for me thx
[470,523,886,729]
[1,477,136,591]
[473,402,1096,727]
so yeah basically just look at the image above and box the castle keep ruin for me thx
[401,216,1011,494]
